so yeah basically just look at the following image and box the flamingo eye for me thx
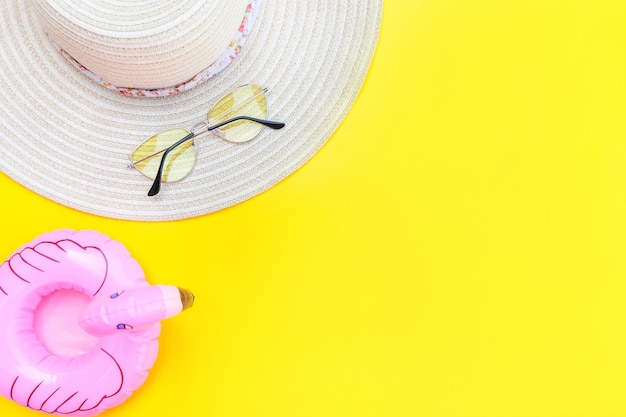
[110,291,124,299]
[116,323,134,330]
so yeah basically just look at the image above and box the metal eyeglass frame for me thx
[129,87,285,197]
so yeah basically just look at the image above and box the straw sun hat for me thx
[0,0,382,221]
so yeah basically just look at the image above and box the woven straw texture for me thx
[0,1,382,221]
[34,0,250,89]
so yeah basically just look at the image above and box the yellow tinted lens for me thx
[131,128,196,182]
[208,83,268,143]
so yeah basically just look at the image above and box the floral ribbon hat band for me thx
[46,1,259,97]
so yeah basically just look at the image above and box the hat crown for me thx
[34,0,250,90]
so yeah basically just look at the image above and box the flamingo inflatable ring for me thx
[0,230,194,416]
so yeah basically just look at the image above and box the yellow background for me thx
[3,1,626,416]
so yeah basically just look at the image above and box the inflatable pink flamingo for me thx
[0,230,194,416]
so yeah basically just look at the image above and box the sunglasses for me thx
[129,84,285,196]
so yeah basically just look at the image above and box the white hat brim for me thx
[0,1,382,221]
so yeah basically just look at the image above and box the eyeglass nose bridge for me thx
[190,121,208,134]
